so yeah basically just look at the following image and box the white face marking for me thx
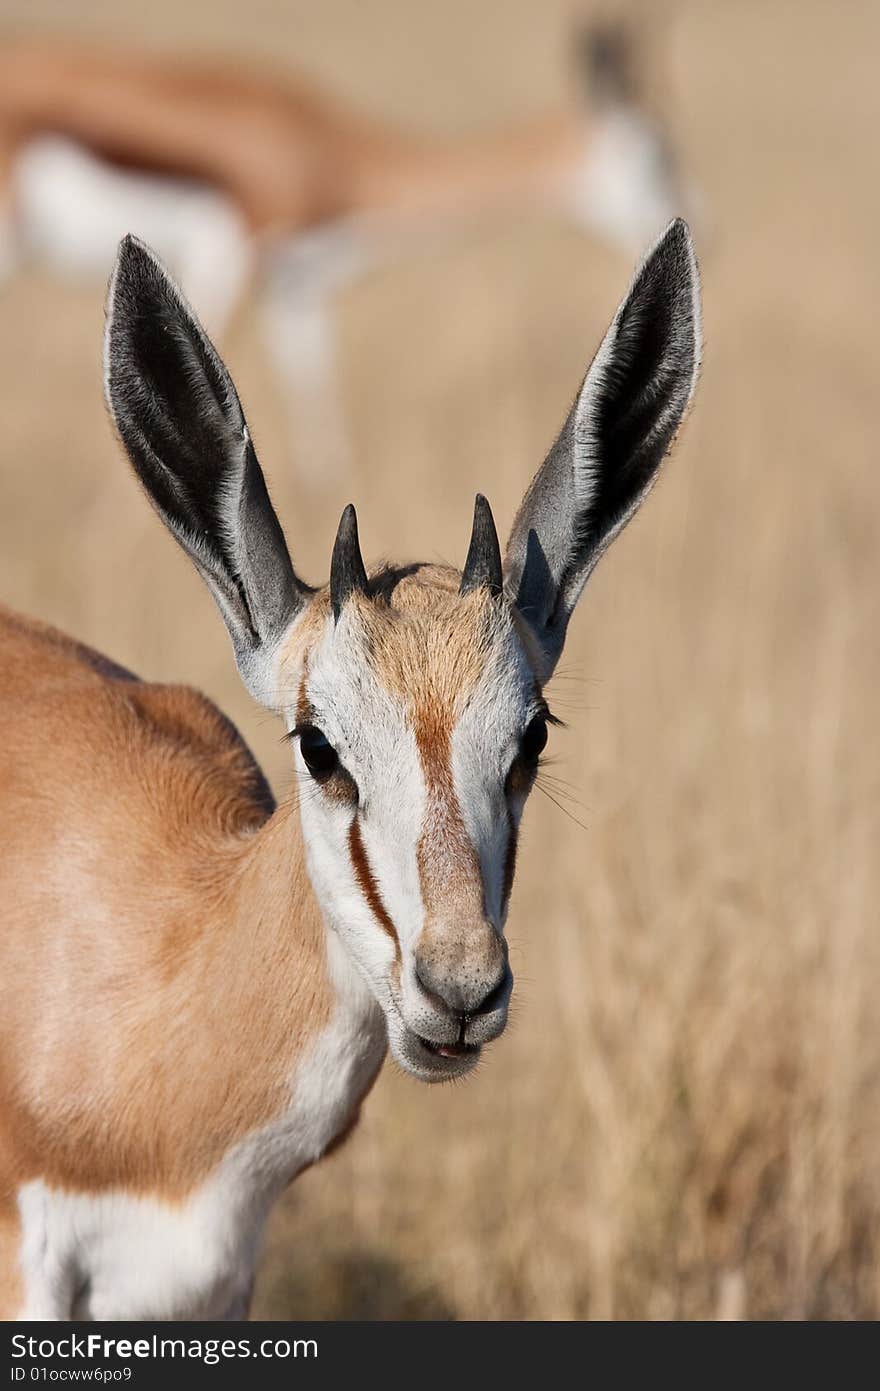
[293,608,427,1003]
[288,591,544,1083]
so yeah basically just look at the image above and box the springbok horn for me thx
[330,503,370,620]
[459,493,503,598]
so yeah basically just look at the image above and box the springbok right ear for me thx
[104,235,312,705]
[504,218,701,678]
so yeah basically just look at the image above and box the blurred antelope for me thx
[0,31,689,472]
[0,220,700,1320]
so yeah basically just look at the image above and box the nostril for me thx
[414,957,512,1017]
[472,967,512,1017]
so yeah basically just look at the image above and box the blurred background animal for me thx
[0,22,691,475]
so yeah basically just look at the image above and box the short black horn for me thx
[330,503,370,620]
[459,493,503,598]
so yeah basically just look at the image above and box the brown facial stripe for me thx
[413,702,485,922]
[348,817,400,959]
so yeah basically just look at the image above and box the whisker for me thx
[536,781,591,815]
[549,665,601,686]
[537,757,589,791]
[537,772,587,796]
[538,755,577,775]
[534,781,590,833]
[537,773,589,799]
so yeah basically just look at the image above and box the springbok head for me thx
[104,219,700,1081]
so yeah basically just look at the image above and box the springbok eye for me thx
[299,726,340,781]
[520,715,548,766]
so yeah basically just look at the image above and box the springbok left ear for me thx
[104,235,312,706]
[504,218,701,677]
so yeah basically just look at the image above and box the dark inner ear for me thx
[503,219,700,676]
[112,282,246,589]
[578,260,695,563]
[107,237,307,657]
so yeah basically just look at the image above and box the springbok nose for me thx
[414,937,511,1017]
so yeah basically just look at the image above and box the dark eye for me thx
[299,726,339,781]
[520,715,548,766]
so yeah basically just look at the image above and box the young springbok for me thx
[0,218,700,1321]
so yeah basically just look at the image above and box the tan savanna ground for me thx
[1,0,878,1319]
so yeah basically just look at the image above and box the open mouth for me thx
[416,1035,481,1061]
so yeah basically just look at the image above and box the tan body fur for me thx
[0,604,343,1315]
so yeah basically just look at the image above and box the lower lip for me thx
[417,1036,480,1060]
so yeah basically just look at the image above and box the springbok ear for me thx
[504,218,701,677]
[104,235,311,705]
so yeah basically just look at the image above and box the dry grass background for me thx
[1,0,879,1319]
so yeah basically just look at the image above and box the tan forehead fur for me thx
[288,563,537,716]
[357,567,500,710]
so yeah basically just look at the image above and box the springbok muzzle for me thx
[414,920,511,1018]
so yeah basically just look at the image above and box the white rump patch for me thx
[11,136,253,337]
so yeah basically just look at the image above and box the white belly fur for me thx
[16,969,386,1321]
